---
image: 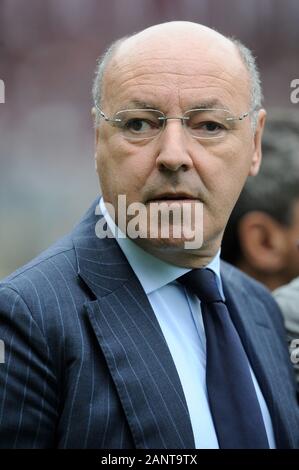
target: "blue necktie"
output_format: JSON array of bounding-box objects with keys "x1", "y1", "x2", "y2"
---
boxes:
[{"x1": 178, "y1": 268, "x2": 270, "y2": 449}]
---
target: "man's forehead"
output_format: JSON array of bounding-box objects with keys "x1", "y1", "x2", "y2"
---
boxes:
[{"x1": 102, "y1": 22, "x2": 250, "y2": 108}]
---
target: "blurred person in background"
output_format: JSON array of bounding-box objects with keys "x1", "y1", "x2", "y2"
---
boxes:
[
  {"x1": 0, "y1": 22, "x2": 298, "y2": 449},
  {"x1": 221, "y1": 112, "x2": 299, "y2": 291},
  {"x1": 221, "y1": 112, "x2": 299, "y2": 385},
  {"x1": 274, "y1": 276, "x2": 299, "y2": 384}
]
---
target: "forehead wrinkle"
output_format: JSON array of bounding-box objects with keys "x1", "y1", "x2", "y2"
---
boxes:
[
  {"x1": 110, "y1": 55, "x2": 244, "y2": 81},
  {"x1": 190, "y1": 74, "x2": 248, "y2": 109},
  {"x1": 108, "y1": 67, "x2": 202, "y2": 92},
  {"x1": 108, "y1": 71, "x2": 244, "y2": 100},
  {"x1": 107, "y1": 58, "x2": 247, "y2": 94},
  {"x1": 113, "y1": 83, "x2": 245, "y2": 114},
  {"x1": 104, "y1": 77, "x2": 174, "y2": 110}
]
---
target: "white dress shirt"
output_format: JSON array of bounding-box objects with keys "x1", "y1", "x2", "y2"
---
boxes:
[{"x1": 99, "y1": 197, "x2": 276, "y2": 448}]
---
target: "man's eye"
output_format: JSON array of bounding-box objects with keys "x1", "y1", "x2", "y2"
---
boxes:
[
  {"x1": 200, "y1": 121, "x2": 223, "y2": 132},
  {"x1": 124, "y1": 118, "x2": 156, "y2": 133},
  {"x1": 188, "y1": 118, "x2": 227, "y2": 139}
]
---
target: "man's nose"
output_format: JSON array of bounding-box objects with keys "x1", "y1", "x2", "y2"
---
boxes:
[{"x1": 155, "y1": 119, "x2": 194, "y2": 172}]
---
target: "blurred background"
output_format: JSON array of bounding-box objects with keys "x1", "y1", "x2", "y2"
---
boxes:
[{"x1": 0, "y1": 0, "x2": 298, "y2": 278}]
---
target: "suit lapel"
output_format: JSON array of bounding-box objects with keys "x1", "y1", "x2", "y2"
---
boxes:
[
  {"x1": 221, "y1": 263, "x2": 296, "y2": 448},
  {"x1": 73, "y1": 200, "x2": 195, "y2": 449}
]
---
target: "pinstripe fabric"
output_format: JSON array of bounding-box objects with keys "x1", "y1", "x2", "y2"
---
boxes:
[{"x1": 0, "y1": 198, "x2": 298, "y2": 448}]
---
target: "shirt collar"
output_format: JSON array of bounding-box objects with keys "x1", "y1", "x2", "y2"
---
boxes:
[{"x1": 99, "y1": 197, "x2": 223, "y2": 295}]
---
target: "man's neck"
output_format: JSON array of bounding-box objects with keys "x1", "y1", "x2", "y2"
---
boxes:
[{"x1": 133, "y1": 238, "x2": 221, "y2": 269}]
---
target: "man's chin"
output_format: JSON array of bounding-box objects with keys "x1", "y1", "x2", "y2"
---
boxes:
[{"x1": 132, "y1": 233, "x2": 201, "y2": 253}]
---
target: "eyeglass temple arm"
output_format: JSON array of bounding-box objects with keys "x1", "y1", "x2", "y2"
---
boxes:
[
  {"x1": 94, "y1": 103, "x2": 111, "y2": 121},
  {"x1": 226, "y1": 112, "x2": 250, "y2": 122},
  {"x1": 97, "y1": 107, "x2": 122, "y2": 123}
]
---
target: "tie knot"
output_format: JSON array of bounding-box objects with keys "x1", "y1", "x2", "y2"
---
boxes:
[{"x1": 178, "y1": 268, "x2": 223, "y2": 303}]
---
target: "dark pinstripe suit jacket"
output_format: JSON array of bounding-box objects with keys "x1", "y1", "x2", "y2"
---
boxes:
[{"x1": 0, "y1": 198, "x2": 298, "y2": 449}]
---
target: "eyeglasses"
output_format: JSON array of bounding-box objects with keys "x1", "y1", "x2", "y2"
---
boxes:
[{"x1": 95, "y1": 105, "x2": 252, "y2": 141}]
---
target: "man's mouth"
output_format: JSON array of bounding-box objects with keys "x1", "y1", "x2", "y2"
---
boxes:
[{"x1": 147, "y1": 192, "x2": 198, "y2": 203}]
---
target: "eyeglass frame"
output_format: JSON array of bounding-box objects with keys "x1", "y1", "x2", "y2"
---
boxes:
[{"x1": 94, "y1": 103, "x2": 255, "y2": 141}]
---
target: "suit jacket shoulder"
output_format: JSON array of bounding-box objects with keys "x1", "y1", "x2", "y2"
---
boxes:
[{"x1": 220, "y1": 260, "x2": 288, "y2": 336}]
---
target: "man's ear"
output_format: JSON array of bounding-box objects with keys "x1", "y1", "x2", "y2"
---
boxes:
[
  {"x1": 238, "y1": 211, "x2": 288, "y2": 272},
  {"x1": 249, "y1": 109, "x2": 267, "y2": 176}
]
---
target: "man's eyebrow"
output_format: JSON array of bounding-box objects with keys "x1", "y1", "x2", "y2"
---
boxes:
[
  {"x1": 189, "y1": 100, "x2": 228, "y2": 110},
  {"x1": 120, "y1": 100, "x2": 158, "y2": 109},
  {"x1": 119, "y1": 99, "x2": 230, "y2": 111}
]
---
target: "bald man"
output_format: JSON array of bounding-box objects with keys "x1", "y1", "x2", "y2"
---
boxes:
[{"x1": 0, "y1": 22, "x2": 298, "y2": 449}]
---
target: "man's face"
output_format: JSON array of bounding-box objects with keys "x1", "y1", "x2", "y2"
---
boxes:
[{"x1": 95, "y1": 24, "x2": 265, "y2": 266}]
